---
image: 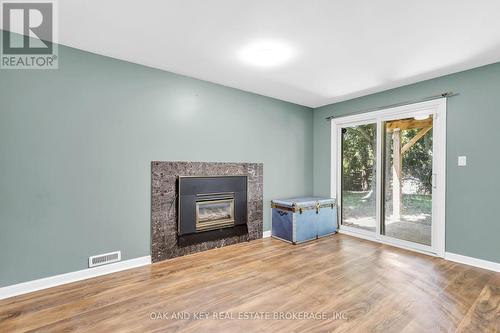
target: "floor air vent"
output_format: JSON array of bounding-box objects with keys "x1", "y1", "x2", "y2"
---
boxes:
[{"x1": 88, "y1": 251, "x2": 121, "y2": 268}]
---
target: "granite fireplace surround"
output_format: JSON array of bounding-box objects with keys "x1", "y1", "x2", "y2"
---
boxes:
[{"x1": 151, "y1": 161, "x2": 263, "y2": 263}]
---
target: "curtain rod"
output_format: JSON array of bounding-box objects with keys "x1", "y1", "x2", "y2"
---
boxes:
[{"x1": 325, "y1": 92, "x2": 458, "y2": 121}]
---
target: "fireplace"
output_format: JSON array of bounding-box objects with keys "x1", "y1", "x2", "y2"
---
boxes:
[
  {"x1": 177, "y1": 176, "x2": 248, "y2": 246},
  {"x1": 152, "y1": 162, "x2": 263, "y2": 262}
]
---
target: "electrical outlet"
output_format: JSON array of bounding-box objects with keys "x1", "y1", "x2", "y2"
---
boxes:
[{"x1": 458, "y1": 156, "x2": 467, "y2": 167}]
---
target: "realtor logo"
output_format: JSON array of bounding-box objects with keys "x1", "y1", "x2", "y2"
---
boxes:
[{"x1": 1, "y1": 0, "x2": 58, "y2": 69}]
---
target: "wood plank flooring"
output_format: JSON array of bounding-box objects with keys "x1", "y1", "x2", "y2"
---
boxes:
[{"x1": 1, "y1": 234, "x2": 499, "y2": 332}]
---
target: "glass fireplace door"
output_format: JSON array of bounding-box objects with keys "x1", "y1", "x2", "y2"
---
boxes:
[{"x1": 195, "y1": 194, "x2": 235, "y2": 232}]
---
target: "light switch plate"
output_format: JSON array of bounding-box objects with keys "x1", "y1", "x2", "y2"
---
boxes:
[{"x1": 458, "y1": 156, "x2": 467, "y2": 166}]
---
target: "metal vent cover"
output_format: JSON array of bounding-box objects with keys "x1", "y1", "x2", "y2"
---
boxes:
[{"x1": 88, "y1": 251, "x2": 121, "y2": 268}]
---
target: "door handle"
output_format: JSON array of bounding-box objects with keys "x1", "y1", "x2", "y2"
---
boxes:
[{"x1": 432, "y1": 173, "x2": 437, "y2": 189}]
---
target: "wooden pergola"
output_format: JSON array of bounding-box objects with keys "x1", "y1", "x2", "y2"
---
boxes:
[{"x1": 386, "y1": 117, "x2": 432, "y2": 219}]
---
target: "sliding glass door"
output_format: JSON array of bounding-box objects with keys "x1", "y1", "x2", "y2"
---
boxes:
[
  {"x1": 333, "y1": 99, "x2": 446, "y2": 256},
  {"x1": 382, "y1": 116, "x2": 433, "y2": 246}
]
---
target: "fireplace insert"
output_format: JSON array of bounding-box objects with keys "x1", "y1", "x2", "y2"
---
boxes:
[
  {"x1": 177, "y1": 176, "x2": 248, "y2": 245},
  {"x1": 195, "y1": 192, "x2": 235, "y2": 231}
]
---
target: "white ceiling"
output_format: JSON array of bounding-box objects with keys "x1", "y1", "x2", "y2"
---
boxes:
[{"x1": 58, "y1": 0, "x2": 500, "y2": 108}]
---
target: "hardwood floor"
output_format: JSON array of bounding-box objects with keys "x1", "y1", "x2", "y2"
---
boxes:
[{"x1": 1, "y1": 234, "x2": 499, "y2": 332}]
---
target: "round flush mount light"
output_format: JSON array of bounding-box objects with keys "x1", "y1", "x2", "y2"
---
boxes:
[{"x1": 238, "y1": 40, "x2": 295, "y2": 68}]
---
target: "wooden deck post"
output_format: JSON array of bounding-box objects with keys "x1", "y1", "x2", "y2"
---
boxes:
[{"x1": 392, "y1": 128, "x2": 402, "y2": 219}]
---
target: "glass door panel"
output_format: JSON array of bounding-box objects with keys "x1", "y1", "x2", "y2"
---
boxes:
[
  {"x1": 341, "y1": 123, "x2": 377, "y2": 232},
  {"x1": 382, "y1": 116, "x2": 433, "y2": 245}
]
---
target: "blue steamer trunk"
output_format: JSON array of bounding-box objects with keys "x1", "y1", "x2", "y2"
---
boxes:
[{"x1": 271, "y1": 197, "x2": 337, "y2": 244}]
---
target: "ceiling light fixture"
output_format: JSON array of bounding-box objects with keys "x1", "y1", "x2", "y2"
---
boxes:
[{"x1": 238, "y1": 40, "x2": 295, "y2": 68}]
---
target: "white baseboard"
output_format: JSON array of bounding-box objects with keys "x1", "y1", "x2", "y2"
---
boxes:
[
  {"x1": 445, "y1": 252, "x2": 500, "y2": 273},
  {"x1": 339, "y1": 230, "x2": 500, "y2": 273},
  {"x1": 3, "y1": 244, "x2": 497, "y2": 302},
  {"x1": 0, "y1": 231, "x2": 272, "y2": 300},
  {"x1": 0, "y1": 255, "x2": 151, "y2": 300}
]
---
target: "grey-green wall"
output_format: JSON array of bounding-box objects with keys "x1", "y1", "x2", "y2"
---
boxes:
[
  {"x1": 0, "y1": 44, "x2": 313, "y2": 287},
  {"x1": 313, "y1": 62, "x2": 500, "y2": 264}
]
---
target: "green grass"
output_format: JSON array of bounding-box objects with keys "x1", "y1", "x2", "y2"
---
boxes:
[
  {"x1": 342, "y1": 191, "x2": 431, "y2": 217},
  {"x1": 401, "y1": 193, "x2": 432, "y2": 214}
]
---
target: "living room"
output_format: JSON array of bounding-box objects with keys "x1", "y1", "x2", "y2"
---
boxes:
[{"x1": 1, "y1": 1, "x2": 499, "y2": 332}]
